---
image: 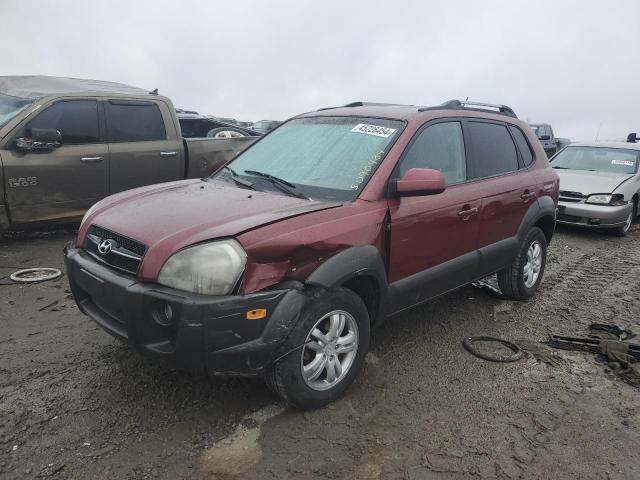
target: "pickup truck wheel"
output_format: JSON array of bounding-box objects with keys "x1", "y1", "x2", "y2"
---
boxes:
[
  {"x1": 497, "y1": 227, "x2": 547, "y2": 301},
  {"x1": 265, "y1": 287, "x2": 370, "y2": 410}
]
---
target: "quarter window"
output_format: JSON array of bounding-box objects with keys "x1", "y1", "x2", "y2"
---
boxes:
[
  {"x1": 107, "y1": 101, "x2": 166, "y2": 142},
  {"x1": 467, "y1": 122, "x2": 519, "y2": 178},
  {"x1": 26, "y1": 100, "x2": 99, "y2": 144},
  {"x1": 399, "y1": 122, "x2": 467, "y2": 185},
  {"x1": 509, "y1": 126, "x2": 535, "y2": 167}
]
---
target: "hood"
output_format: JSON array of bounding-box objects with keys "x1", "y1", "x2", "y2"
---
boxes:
[
  {"x1": 79, "y1": 179, "x2": 340, "y2": 279},
  {"x1": 555, "y1": 169, "x2": 633, "y2": 195}
]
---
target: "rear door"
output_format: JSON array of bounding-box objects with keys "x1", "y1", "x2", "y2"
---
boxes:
[
  {"x1": 1, "y1": 98, "x2": 107, "y2": 224},
  {"x1": 105, "y1": 99, "x2": 183, "y2": 194},
  {"x1": 388, "y1": 120, "x2": 482, "y2": 312},
  {"x1": 465, "y1": 120, "x2": 539, "y2": 277}
]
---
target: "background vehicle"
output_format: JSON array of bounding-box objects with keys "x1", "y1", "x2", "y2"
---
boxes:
[
  {"x1": 177, "y1": 112, "x2": 260, "y2": 138},
  {"x1": 251, "y1": 119, "x2": 281, "y2": 133},
  {"x1": 65, "y1": 99, "x2": 558, "y2": 409},
  {"x1": 0, "y1": 76, "x2": 259, "y2": 230},
  {"x1": 529, "y1": 123, "x2": 570, "y2": 157},
  {"x1": 552, "y1": 142, "x2": 640, "y2": 235}
]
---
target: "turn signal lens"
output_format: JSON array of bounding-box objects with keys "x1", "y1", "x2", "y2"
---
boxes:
[{"x1": 246, "y1": 308, "x2": 267, "y2": 320}]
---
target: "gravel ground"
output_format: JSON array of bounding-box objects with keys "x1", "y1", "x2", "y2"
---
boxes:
[{"x1": 1, "y1": 225, "x2": 639, "y2": 479}]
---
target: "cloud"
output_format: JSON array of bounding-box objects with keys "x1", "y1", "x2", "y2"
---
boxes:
[{"x1": 1, "y1": 0, "x2": 638, "y2": 140}]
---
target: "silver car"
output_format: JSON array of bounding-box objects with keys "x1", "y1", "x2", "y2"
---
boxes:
[{"x1": 552, "y1": 142, "x2": 640, "y2": 236}]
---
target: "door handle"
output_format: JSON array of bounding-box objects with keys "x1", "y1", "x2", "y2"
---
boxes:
[
  {"x1": 521, "y1": 191, "x2": 536, "y2": 200},
  {"x1": 160, "y1": 151, "x2": 177, "y2": 157},
  {"x1": 457, "y1": 207, "x2": 479, "y2": 217},
  {"x1": 80, "y1": 156, "x2": 103, "y2": 163}
]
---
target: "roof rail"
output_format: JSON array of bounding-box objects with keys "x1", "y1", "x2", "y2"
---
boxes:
[
  {"x1": 317, "y1": 101, "x2": 405, "y2": 111},
  {"x1": 419, "y1": 99, "x2": 517, "y2": 118}
]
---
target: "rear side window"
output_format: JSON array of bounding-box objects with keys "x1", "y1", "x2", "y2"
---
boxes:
[
  {"x1": 509, "y1": 126, "x2": 535, "y2": 167},
  {"x1": 399, "y1": 122, "x2": 467, "y2": 185},
  {"x1": 107, "y1": 101, "x2": 166, "y2": 142},
  {"x1": 467, "y1": 122, "x2": 519, "y2": 178},
  {"x1": 26, "y1": 100, "x2": 99, "y2": 144}
]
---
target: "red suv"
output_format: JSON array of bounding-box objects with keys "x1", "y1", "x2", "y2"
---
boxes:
[{"x1": 65, "y1": 100, "x2": 559, "y2": 409}]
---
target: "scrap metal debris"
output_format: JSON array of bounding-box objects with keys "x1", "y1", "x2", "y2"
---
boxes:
[
  {"x1": 546, "y1": 325, "x2": 640, "y2": 388},
  {"x1": 471, "y1": 275, "x2": 508, "y2": 299},
  {"x1": 588, "y1": 323, "x2": 635, "y2": 341}
]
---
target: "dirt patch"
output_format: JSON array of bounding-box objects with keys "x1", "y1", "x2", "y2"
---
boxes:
[
  {"x1": 200, "y1": 404, "x2": 284, "y2": 476},
  {"x1": 1, "y1": 224, "x2": 639, "y2": 479}
]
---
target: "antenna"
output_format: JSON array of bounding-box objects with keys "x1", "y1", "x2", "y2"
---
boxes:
[{"x1": 594, "y1": 122, "x2": 603, "y2": 142}]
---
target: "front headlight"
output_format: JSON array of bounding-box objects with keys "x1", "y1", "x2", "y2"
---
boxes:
[
  {"x1": 157, "y1": 240, "x2": 247, "y2": 295},
  {"x1": 586, "y1": 194, "x2": 612, "y2": 204},
  {"x1": 585, "y1": 194, "x2": 626, "y2": 205}
]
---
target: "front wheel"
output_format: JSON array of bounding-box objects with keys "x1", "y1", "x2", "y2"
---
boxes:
[
  {"x1": 265, "y1": 287, "x2": 370, "y2": 410},
  {"x1": 497, "y1": 227, "x2": 547, "y2": 301},
  {"x1": 611, "y1": 203, "x2": 636, "y2": 237}
]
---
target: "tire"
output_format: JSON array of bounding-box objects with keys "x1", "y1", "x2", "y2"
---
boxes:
[
  {"x1": 497, "y1": 227, "x2": 547, "y2": 301},
  {"x1": 205, "y1": 127, "x2": 247, "y2": 138},
  {"x1": 265, "y1": 287, "x2": 370, "y2": 410},
  {"x1": 610, "y1": 202, "x2": 636, "y2": 237}
]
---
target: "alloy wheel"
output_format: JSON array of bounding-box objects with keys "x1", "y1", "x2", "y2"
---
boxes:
[
  {"x1": 523, "y1": 240, "x2": 543, "y2": 288},
  {"x1": 300, "y1": 310, "x2": 359, "y2": 391}
]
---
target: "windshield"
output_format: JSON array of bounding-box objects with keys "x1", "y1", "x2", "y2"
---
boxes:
[
  {"x1": 0, "y1": 93, "x2": 32, "y2": 129},
  {"x1": 218, "y1": 116, "x2": 404, "y2": 201},
  {"x1": 551, "y1": 146, "x2": 639, "y2": 174}
]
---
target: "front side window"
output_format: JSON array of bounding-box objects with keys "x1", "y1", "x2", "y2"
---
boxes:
[
  {"x1": 107, "y1": 101, "x2": 166, "y2": 142},
  {"x1": 551, "y1": 146, "x2": 639, "y2": 174},
  {"x1": 0, "y1": 93, "x2": 32, "y2": 129},
  {"x1": 467, "y1": 122, "x2": 519, "y2": 179},
  {"x1": 219, "y1": 116, "x2": 404, "y2": 201},
  {"x1": 399, "y1": 122, "x2": 466, "y2": 185},
  {"x1": 26, "y1": 100, "x2": 99, "y2": 144}
]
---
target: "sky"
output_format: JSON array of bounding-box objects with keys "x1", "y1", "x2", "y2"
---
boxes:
[{"x1": 1, "y1": 0, "x2": 638, "y2": 142}]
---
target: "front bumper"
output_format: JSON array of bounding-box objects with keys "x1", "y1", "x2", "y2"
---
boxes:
[
  {"x1": 556, "y1": 200, "x2": 632, "y2": 229},
  {"x1": 64, "y1": 244, "x2": 307, "y2": 376}
]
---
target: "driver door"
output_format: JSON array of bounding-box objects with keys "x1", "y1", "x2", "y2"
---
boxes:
[
  {"x1": 1, "y1": 99, "x2": 108, "y2": 225},
  {"x1": 387, "y1": 121, "x2": 482, "y2": 312}
]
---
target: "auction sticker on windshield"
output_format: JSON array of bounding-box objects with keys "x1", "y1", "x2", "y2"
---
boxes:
[
  {"x1": 611, "y1": 159, "x2": 635, "y2": 166},
  {"x1": 351, "y1": 123, "x2": 397, "y2": 138}
]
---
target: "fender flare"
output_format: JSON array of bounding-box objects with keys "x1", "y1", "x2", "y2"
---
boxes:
[
  {"x1": 517, "y1": 196, "x2": 556, "y2": 243},
  {"x1": 305, "y1": 244, "x2": 389, "y2": 303}
]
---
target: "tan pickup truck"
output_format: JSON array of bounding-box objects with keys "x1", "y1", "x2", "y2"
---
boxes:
[{"x1": 0, "y1": 76, "x2": 258, "y2": 230}]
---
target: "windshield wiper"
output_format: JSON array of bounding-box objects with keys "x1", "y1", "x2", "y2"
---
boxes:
[
  {"x1": 222, "y1": 166, "x2": 256, "y2": 190},
  {"x1": 552, "y1": 166, "x2": 570, "y2": 169},
  {"x1": 244, "y1": 170, "x2": 309, "y2": 199}
]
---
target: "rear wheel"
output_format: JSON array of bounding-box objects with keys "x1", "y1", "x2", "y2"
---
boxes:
[
  {"x1": 497, "y1": 227, "x2": 547, "y2": 301},
  {"x1": 265, "y1": 287, "x2": 370, "y2": 410}
]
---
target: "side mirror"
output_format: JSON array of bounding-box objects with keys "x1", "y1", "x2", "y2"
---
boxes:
[
  {"x1": 31, "y1": 128, "x2": 62, "y2": 143},
  {"x1": 15, "y1": 128, "x2": 62, "y2": 152},
  {"x1": 395, "y1": 168, "x2": 446, "y2": 197},
  {"x1": 539, "y1": 135, "x2": 551, "y2": 141}
]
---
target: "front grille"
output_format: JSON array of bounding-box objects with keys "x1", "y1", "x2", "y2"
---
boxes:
[
  {"x1": 84, "y1": 225, "x2": 147, "y2": 275},
  {"x1": 559, "y1": 190, "x2": 585, "y2": 203},
  {"x1": 557, "y1": 213, "x2": 583, "y2": 223},
  {"x1": 89, "y1": 225, "x2": 147, "y2": 256}
]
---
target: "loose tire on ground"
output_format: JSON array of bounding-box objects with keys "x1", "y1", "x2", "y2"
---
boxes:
[
  {"x1": 265, "y1": 287, "x2": 370, "y2": 410},
  {"x1": 497, "y1": 227, "x2": 547, "y2": 301}
]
